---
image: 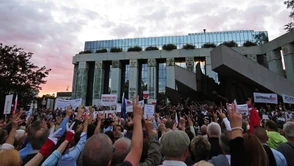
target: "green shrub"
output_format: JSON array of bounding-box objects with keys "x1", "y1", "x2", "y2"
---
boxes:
[
  {"x1": 243, "y1": 40, "x2": 257, "y2": 47},
  {"x1": 110, "y1": 47, "x2": 123, "y2": 53},
  {"x1": 222, "y1": 41, "x2": 238, "y2": 47},
  {"x1": 201, "y1": 43, "x2": 216, "y2": 48},
  {"x1": 96, "y1": 48, "x2": 108, "y2": 53},
  {"x1": 145, "y1": 46, "x2": 159, "y2": 51},
  {"x1": 79, "y1": 50, "x2": 92, "y2": 54},
  {"x1": 162, "y1": 44, "x2": 177, "y2": 51},
  {"x1": 182, "y1": 44, "x2": 195, "y2": 49},
  {"x1": 127, "y1": 46, "x2": 142, "y2": 52}
]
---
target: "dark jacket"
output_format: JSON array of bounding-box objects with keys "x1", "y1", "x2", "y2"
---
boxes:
[{"x1": 208, "y1": 137, "x2": 223, "y2": 159}]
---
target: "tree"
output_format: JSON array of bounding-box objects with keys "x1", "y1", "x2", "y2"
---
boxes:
[
  {"x1": 0, "y1": 44, "x2": 51, "y2": 112},
  {"x1": 222, "y1": 41, "x2": 238, "y2": 47},
  {"x1": 284, "y1": 0, "x2": 294, "y2": 32},
  {"x1": 201, "y1": 43, "x2": 216, "y2": 48},
  {"x1": 243, "y1": 40, "x2": 257, "y2": 47},
  {"x1": 253, "y1": 32, "x2": 269, "y2": 45}
]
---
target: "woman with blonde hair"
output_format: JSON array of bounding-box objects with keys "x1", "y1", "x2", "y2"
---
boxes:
[
  {"x1": 0, "y1": 149, "x2": 21, "y2": 166},
  {"x1": 243, "y1": 133, "x2": 269, "y2": 166}
]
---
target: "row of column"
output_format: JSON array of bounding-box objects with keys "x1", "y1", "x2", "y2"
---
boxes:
[
  {"x1": 72, "y1": 57, "x2": 213, "y2": 105},
  {"x1": 266, "y1": 43, "x2": 294, "y2": 81}
]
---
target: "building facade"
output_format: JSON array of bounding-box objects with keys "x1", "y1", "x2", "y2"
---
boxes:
[{"x1": 72, "y1": 30, "x2": 281, "y2": 105}]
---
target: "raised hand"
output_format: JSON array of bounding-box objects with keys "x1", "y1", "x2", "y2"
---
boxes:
[
  {"x1": 48, "y1": 126, "x2": 63, "y2": 144},
  {"x1": 132, "y1": 96, "x2": 143, "y2": 119},
  {"x1": 217, "y1": 109, "x2": 226, "y2": 120},
  {"x1": 227, "y1": 103, "x2": 242, "y2": 129},
  {"x1": 65, "y1": 122, "x2": 75, "y2": 142}
]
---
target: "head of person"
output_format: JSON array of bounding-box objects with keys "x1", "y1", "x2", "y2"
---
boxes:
[
  {"x1": 219, "y1": 132, "x2": 230, "y2": 155},
  {"x1": 28, "y1": 121, "x2": 49, "y2": 150},
  {"x1": 200, "y1": 125, "x2": 207, "y2": 135},
  {"x1": 207, "y1": 122, "x2": 221, "y2": 138},
  {"x1": 0, "y1": 149, "x2": 21, "y2": 166},
  {"x1": 112, "y1": 137, "x2": 131, "y2": 164},
  {"x1": 191, "y1": 135, "x2": 211, "y2": 161},
  {"x1": 265, "y1": 120, "x2": 278, "y2": 132},
  {"x1": 160, "y1": 130, "x2": 190, "y2": 162},
  {"x1": 283, "y1": 121, "x2": 294, "y2": 141},
  {"x1": 253, "y1": 127, "x2": 268, "y2": 144},
  {"x1": 82, "y1": 133, "x2": 113, "y2": 166},
  {"x1": 243, "y1": 133, "x2": 268, "y2": 166}
]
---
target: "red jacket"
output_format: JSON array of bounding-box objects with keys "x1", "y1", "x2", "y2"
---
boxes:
[{"x1": 249, "y1": 107, "x2": 260, "y2": 133}]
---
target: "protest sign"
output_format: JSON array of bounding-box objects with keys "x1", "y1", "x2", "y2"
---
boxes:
[
  {"x1": 3, "y1": 94, "x2": 13, "y2": 114},
  {"x1": 54, "y1": 98, "x2": 82, "y2": 110},
  {"x1": 101, "y1": 94, "x2": 117, "y2": 106},
  {"x1": 253, "y1": 93, "x2": 278, "y2": 104},
  {"x1": 282, "y1": 94, "x2": 294, "y2": 104},
  {"x1": 144, "y1": 104, "x2": 155, "y2": 119}
]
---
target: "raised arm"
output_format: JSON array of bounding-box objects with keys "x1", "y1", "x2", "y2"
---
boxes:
[
  {"x1": 94, "y1": 113, "x2": 103, "y2": 135},
  {"x1": 123, "y1": 96, "x2": 143, "y2": 166},
  {"x1": 1, "y1": 114, "x2": 18, "y2": 150},
  {"x1": 227, "y1": 103, "x2": 244, "y2": 166}
]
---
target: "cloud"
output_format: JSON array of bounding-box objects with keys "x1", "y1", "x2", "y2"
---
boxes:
[
  {"x1": 0, "y1": 0, "x2": 291, "y2": 96},
  {"x1": 0, "y1": 0, "x2": 100, "y2": 95}
]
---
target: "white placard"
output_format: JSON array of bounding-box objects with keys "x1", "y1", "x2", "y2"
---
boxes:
[
  {"x1": 282, "y1": 94, "x2": 294, "y2": 104},
  {"x1": 101, "y1": 94, "x2": 117, "y2": 106},
  {"x1": 253, "y1": 93, "x2": 278, "y2": 104},
  {"x1": 236, "y1": 104, "x2": 249, "y2": 116},
  {"x1": 3, "y1": 94, "x2": 13, "y2": 114},
  {"x1": 144, "y1": 104, "x2": 155, "y2": 119},
  {"x1": 54, "y1": 98, "x2": 82, "y2": 110},
  {"x1": 262, "y1": 115, "x2": 269, "y2": 120}
]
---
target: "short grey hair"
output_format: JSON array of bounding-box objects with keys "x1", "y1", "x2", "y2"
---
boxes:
[
  {"x1": 283, "y1": 121, "x2": 294, "y2": 138},
  {"x1": 113, "y1": 137, "x2": 131, "y2": 164},
  {"x1": 207, "y1": 122, "x2": 221, "y2": 137}
]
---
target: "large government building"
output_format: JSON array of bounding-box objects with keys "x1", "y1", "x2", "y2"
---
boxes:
[{"x1": 71, "y1": 30, "x2": 294, "y2": 105}]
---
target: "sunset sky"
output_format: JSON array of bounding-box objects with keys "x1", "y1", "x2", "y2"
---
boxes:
[{"x1": 0, "y1": 0, "x2": 292, "y2": 96}]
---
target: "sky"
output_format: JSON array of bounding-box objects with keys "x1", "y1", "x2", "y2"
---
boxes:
[{"x1": 0, "y1": 0, "x2": 292, "y2": 96}]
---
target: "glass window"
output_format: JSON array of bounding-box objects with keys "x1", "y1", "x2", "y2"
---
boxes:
[{"x1": 158, "y1": 62, "x2": 166, "y2": 93}]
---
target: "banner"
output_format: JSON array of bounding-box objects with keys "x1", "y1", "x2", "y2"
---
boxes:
[
  {"x1": 101, "y1": 94, "x2": 117, "y2": 106},
  {"x1": 54, "y1": 98, "x2": 82, "y2": 110},
  {"x1": 144, "y1": 104, "x2": 155, "y2": 119},
  {"x1": 3, "y1": 94, "x2": 13, "y2": 114},
  {"x1": 253, "y1": 93, "x2": 278, "y2": 104},
  {"x1": 282, "y1": 94, "x2": 294, "y2": 104}
]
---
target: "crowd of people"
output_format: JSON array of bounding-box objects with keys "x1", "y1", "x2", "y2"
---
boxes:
[{"x1": 0, "y1": 96, "x2": 294, "y2": 166}]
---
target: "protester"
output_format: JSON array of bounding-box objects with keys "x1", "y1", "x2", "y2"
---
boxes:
[{"x1": 0, "y1": 94, "x2": 293, "y2": 166}]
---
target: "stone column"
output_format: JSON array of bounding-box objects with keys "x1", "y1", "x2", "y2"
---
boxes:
[
  {"x1": 76, "y1": 61, "x2": 88, "y2": 105},
  {"x1": 147, "y1": 59, "x2": 157, "y2": 103},
  {"x1": 166, "y1": 58, "x2": 176, "y2": 89},
  {"x1": 92, "y1": 61, "x2": 104, "y2": 105},
  {"x1": 129, "y1": 59, "x2": 138, "y2": 98},
  {"x1": 110, "y1": 60, "x2": 121, "y2": 100},
  {"x1": 186, "y1": 57, "x2": 194, "y2": 72},
  {"x1": 282, "y1": 43, "x2": 294, "y2": 82},
  {"x1": 71, "y1": 63, "x2": 78, "y2": 99},
  {"x1": 266, "y1": 49, "x2": 284, "y2": 77},
  {"x1": 205, "y1": 56, "x2": 218, "y2": 82}
]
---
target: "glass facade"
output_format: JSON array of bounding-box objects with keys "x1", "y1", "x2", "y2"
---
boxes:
[
  {"x1": 84, "y1": 30, "x2": 268, "y2": 52},
  {"x1": 158, "y1": 63, "x2": 167, "y2": 93}
]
